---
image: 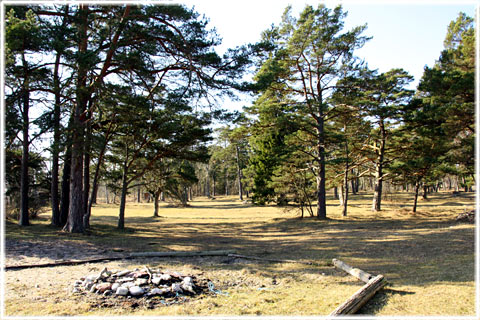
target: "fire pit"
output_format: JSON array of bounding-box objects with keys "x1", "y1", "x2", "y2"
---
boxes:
[{"x1": 72, "y1": 266, "x2": 216, "y2": 305}]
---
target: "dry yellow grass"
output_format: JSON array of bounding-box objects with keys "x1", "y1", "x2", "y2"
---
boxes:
[{"x1": 4, "y1": 191, "x2": 476, "y2": 316}]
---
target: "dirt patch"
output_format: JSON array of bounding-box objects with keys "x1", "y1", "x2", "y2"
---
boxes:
[{"x1": 4, "y1": 238, "x2": 121, "y2": 267}]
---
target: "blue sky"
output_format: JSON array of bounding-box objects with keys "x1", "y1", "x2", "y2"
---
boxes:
[{"x1": 183, "y1": 0, "x2": 477, "y2": 91}]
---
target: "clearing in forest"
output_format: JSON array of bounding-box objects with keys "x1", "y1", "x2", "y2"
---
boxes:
[{"x1": 3, "y1": 191, "x2": 475, "y2": 316}]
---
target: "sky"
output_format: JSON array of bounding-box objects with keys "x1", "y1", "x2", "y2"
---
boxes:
[{"x1": 181, "y1": 0, "x2": 477, "y2": 93}]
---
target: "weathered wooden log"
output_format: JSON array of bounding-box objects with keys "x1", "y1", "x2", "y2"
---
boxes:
[
  {"x1": 128, "y1": 249, "x2": 236, "y2": 258},
  {"x1": 330, "y1": 274, "x2": 386, "y2": 316},
  {"x1": 5, "y1": 256, "x2": 126, "y2": 270},
  {"x1": 227, "y1": 253, "x2": 325, "y2": 266},
  {"x1": 6, "y1": 250, "x2": 237, "y2": 270},
  {"x1": 332, "y1": 258, "x2": 374, "y2": 283}
]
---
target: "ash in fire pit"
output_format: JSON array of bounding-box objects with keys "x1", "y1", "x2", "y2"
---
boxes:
[{"x1": 72, "y1": 266, "x2": 213, "y2": 302}]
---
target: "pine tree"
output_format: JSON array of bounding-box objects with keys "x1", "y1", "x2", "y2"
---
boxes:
[
  {"x1": 251, "y1": 4, "x2": 369, "y2": 218},
  {"x1": 5, "y1": 7, "x2": 49, "y2": 226},
  {"x1": 418, "y1": 12, "x2": 475, "y2": 191}
]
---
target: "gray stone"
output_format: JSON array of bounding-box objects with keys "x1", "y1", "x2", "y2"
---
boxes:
[
  {"x1": 115, "y1": 287, "x2": 129, "y2": 296},
  {"x1": 121, "y1": 282, "x2": 135, "y2": 288},
  {"x1": 129, "y1": 286, "x2": 144, "y2": 296},
  {"x1": 152, "y1": 277, "x2": 161, "y2": 285},
  {"x1": 114, "y1": 270, "x2": 131, "y2": 277},
  {"x1": 111, "y1": 283, "x2": 120, "y2": 291},
  {"x1": 182, "y1": 277, "x2": 193, "y2": 286},
  {"x1": 181, "y1": 276, "x2": 195, "y2": 293},
  {"x1": 82, "y1": 279, "x2": 93, "y2": 288},
  {"x1": 116, "y1": 277, "x2": 135, "y2": 283},
  {"x1": 95, "y1": 282, "x2": 112, "y2": 293},
  {"x1": 160, "y1": 274, "x2": 172, "y2": 281},
  {"x1": 148, "y1": 288, "x2": 168, "y2": 296},
  {"x1": 86, "y1": 275, "x2": 97, "y2": 282},
  {"x1": 85, "y1": 282, "x2": 94, "y2": 291},
  {"x1": 171, "y1": 283, "x2": 182, "y2": 293},
  {"x1": 135, "y1": 278, "x2": 148, "y2": 286}
]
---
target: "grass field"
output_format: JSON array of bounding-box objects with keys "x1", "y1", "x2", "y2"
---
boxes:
[{"x1": 3, "y1": 191, "x2": 476, "y2": 316}]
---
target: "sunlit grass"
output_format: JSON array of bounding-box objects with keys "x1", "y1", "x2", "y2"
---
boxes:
[{"x1": 4, "y1": 191, "x2": 476, "y2": 316}]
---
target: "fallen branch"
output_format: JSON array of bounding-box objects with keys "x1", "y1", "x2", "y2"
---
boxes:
[
  {"x1": 330, "y1": 274, "x2": 386, "y2": 315},
  {"x1": 6, "y1": 250, "x2": 323, "y2": 270},
  {"x1": 5, "y1": 256, "x2": 126, "y2": 270},
  {"x1": 332, "y1": 258, "x2": 374, "y2": 283},
  {"x1": 144, "y1": 265, "x2": 153, "y2": 284},
  {"x1": 5, "y1": 250, "x2": 237, "y2": 270},
  {"x1": 129, "y1": 249, "x2": 236, "y2": 258},
  {"x1": 227, "y1": 253, "x2": 326, "y2": 266}
]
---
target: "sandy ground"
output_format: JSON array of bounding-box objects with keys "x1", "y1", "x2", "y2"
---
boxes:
[
  {"x1": 4, "y1": 238, "x2": 116, "y2": 267},
  {"x1": 2, "y1": 239, "x2": 261, "y2": 316}
]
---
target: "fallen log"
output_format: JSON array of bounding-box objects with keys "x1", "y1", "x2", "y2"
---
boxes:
[
  {"x1": 5, "y1": 256, "x2": 126, "y2": 270},
  {"x1": 330, "y1": 274, "x2": 386, "y2": 316},
  {"x1": 5, "y1": 250, "x2": 237, "y2": 270},
  {"x1": 227, "y1": 253, "x2": 325, "y2": 266},
  {"x1": 332, "y1": 258, "x2": 374, "y2": 283},
  {"x1": 129, "y1": 249, "x2": 236, "y2": 258}
]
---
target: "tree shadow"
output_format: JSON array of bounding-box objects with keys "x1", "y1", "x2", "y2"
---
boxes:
[
  {"x1": 357, "y1": 288, "x2": 415, "y2": 315},
  {"x1": 5, "y1": 195, "x2": 475, "y2": 292}
]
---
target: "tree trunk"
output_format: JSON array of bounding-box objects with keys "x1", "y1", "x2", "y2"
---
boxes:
[
  {"x1": 316, "y1": 136, "x2": 327, "y2": 219},
  {"x1": 92, "y1": 185, "x2": 98, "y2": 204},
  {"x1": 413, "y1": 180, "x2": 420, "y2": 213},
  {"x1": 118, "y1": 160, "x2": 129, "y2": 229},
  {"x1": 213, "y1": 175, "x2": 216, "y2": 197},
  {"x1": 334, "y1": 187, "x2": 338, "y2": 200},
  {"x1": 462, "y1": 176, "x2": 468, "y2": 192},
  {"x1": 182, "y1": 186, "x2": 188, "y2": 206},
  {"x1": 342, "y1": 177, "x2": 349, "y2": 217},
  {"x1": 64, "y1": 4, "x2": 89, "y2": 233},
  {"x1": 206, "y1": 168, "x2": 211, "y2": 198},
  {"x1": 19, "y1": 59, "x2": 30, "y2": 227},
  {"x1": 105, "y1": 184, "x2": 109, "y2": 204},
  {"x1": 372, "y1": 120, "x2": 386, "y2": 212},
  {"x1": 153, "y1": 191, "x2": 160, "y2": 217},
  {"x1": 342, "y1": 130, "x2": 349, "y2": 217},
  {"x1": 50, "y1": 50, "x2": 62, "y2": 227},
  {"x1": 350, "y1": 169, "x2": 357, "y2": 195},
  {"x1": 422, "y1": 185, "x2": 428, "y2": 199},
  {"x1": 236, "y1": 145, "x2": 243, "y2": 201},
  {"x1": 82, "y1": 112, "x2": 91, "y2": 228},
  {"x1": 137, "y1": 186, "x2": 141, "y2": 203},
  {"x1": 225, "y1": 175, "x2": 229, "y2": 196}
]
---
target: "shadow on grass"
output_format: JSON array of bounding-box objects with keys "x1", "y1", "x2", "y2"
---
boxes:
[
  {"x1": 357, "y1": 288, "x2": 415, "y2": 315},
  {"x1": 5, "y1": 193, "x2": 475, "y2": 303}
]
